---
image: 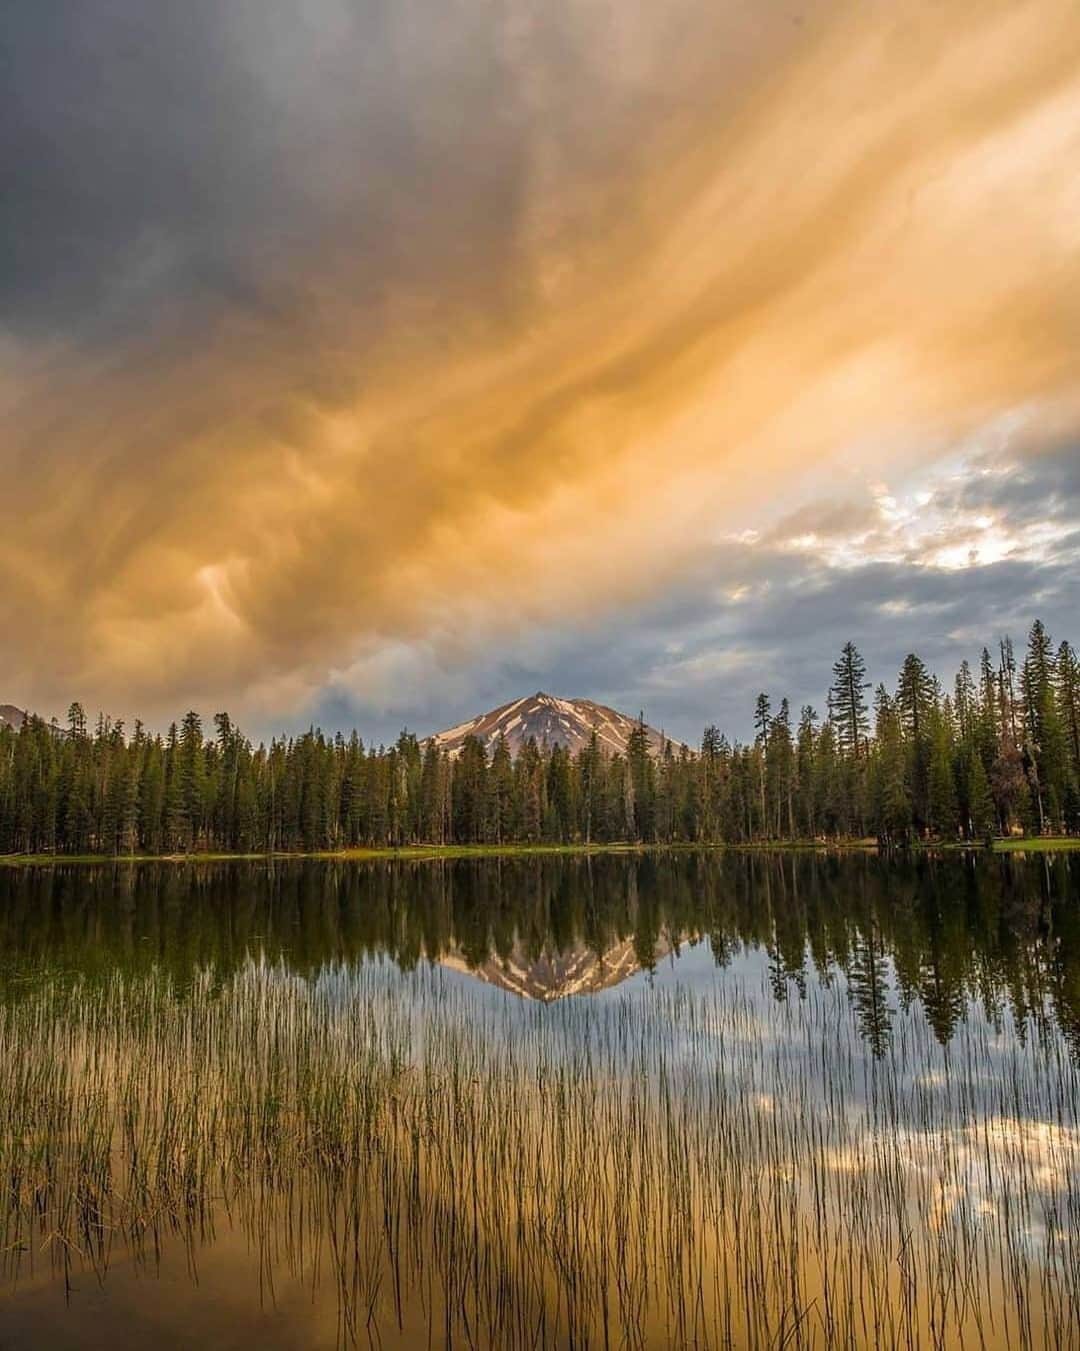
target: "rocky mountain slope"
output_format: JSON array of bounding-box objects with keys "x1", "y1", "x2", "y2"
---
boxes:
[
  {"x1": 426, "y1": 692, "x2": 678, "y2": 758},
  {"x1": 0, "y1": 705, "x2": 26, "y2": 730}
]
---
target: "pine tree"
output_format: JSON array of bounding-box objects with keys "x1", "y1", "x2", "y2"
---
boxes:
[
  {"x1": 1058, "y1": 641, "x2": 1080, "y2": 777},
  {"x1": 767, "y1": 699, "x2": 795, "y2": 839},
  {"x1": 927, "y1": 702, "x2": 958, "y2": 839},
  {"x1": 954, "y1": 660, "x2": 976, "y2": 743},
  {"x1": 626, "y1": 716, "x2": 655, "y2": 842},
  {"x1": 177, "y1": 711, "x2": 205, "y2": 850},
  {"x1": 897, "y1": 653, "x2": 935, "y2": 741},
  {"x1": 488, "y1": 734, "x2": 514, "y2": 845},
  {"x1": 796, "y1": 707, "x2": 819, "y2": 838},
  {"x1": 753, "y1": 693, "x2": 771, "y2": 835},
  {"x1": 577, "y1": 728, "x2": 602, "y2": 844},
  {"x1": 871, "y1": 686, "x2": 910, "y2": 845},
  {"x1": 163, "y1": 723, "x2": 186, "y2": 850},
  {"x1": 1022, "y1": 621, "x2": 1068, "y2": 833},
  {"x1": 830, "y1": 643, "x2": 870, "y2": 760},
  {"x1": 999, "y1": 637, "x2": 1020, "y2": 744},
  {"x1": 965, "y1": 750, "x2": 995, "y2": 843}
]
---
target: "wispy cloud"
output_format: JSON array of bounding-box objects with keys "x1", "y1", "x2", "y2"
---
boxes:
[{"x1": 2, "y1": 0, "x2": 1079, "y2": 730}]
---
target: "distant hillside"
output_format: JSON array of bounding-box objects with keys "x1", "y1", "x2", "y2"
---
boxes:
[
  {"x1": 426, "y1": 692, "x2": 679, "y2": 758},
  {"x1": 0, "y1": 705, "x2": 26, "y2": 730}
]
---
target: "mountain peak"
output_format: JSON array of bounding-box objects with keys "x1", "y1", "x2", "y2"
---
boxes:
[{"x1": 425, "y1": 693, "x2": 677, "y2": 758}]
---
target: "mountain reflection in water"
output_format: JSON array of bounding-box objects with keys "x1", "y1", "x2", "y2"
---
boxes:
[
  {"x1": 0, "y1": 851, "x2": 1078, "y2": 1350},
  {"x1": 2, "y1": 852, "x2": 1078, "y2": 1050}
]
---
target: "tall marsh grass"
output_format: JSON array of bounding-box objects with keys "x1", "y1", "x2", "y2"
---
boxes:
[{"x1": 1, "y1": 952, "x2": 1078, "y2": 1348}]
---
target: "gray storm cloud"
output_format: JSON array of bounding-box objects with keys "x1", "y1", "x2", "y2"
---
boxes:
[{"x1": 2, "y1": 0, "x2": 1079, "y2": 724}]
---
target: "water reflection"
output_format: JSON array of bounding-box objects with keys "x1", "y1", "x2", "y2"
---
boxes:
[
  {"x1": 1, "y1": 851, "x2": 1078, "y2": 1054},
  {"x1": 0, "y1": 852, "x2": 1077, "y2": 1349}
]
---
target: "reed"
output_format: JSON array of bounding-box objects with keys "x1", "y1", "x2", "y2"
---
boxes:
[{"x1": 2, "y1": 949, "x2": 1077, "y2": 1348}]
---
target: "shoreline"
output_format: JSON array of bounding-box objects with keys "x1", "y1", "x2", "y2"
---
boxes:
[{"x1": 1, "y1": 837, "x2": 1077, "y2": 866}]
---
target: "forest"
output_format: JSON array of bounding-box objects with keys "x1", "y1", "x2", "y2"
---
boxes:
[{"x1": 1, "y1": 620, "x2": 1077, "y2": 855}]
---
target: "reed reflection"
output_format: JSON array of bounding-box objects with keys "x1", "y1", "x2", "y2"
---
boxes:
[{"x1": 1, "y1": 852, "x2": 1078, "y2": 1349}]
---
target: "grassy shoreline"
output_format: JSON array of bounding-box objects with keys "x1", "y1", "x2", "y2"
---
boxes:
[
  {"x1": 0, "y1": 841, "x2": 791, "y2": 867},
  {"x1": 1, "y1": 836, "x2": 1078, "y2": 866},
  {"x1": 985, "y1": 835, "x2": 1080, "y2": 854}
]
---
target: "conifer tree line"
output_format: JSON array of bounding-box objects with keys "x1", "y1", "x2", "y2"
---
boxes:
[{"x1": 1, "y1": 620, "x2": 1078, "y2": 855}]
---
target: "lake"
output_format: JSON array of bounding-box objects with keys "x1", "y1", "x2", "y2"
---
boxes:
[{"x1": 1, "y1": 852, "x2": 1078, "y2": 1349}]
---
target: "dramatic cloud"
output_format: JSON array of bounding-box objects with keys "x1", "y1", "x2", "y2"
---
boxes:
[
  {"x1": 3, "y1": 0, "x2": 1079, "y2": 730},
  {"x1": 306, "y1": 443, "x2": 1080, "y2": 745}
]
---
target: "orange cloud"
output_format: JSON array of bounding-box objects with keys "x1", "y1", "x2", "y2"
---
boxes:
[{"x1": 3, "y1": 0, "x2": 1079, "y2": 722}]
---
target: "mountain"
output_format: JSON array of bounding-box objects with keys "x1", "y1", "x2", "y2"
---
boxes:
[
  {"x1": 425, "y1": 692, "x2": 679, "y2": 758},
  {"x1": 440, "y1": 934, "x2": 672, "y2": 1002},
  {"x1": 0, "y1": 705, "x2": 26, "y2": 730}
]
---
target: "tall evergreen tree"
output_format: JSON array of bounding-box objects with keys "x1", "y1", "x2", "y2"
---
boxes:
[{"x1": 830, "y1": 643, "x2": 870, "y2": 759}]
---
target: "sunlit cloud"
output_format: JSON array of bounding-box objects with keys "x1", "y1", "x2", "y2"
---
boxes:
[
  {"x1": 766, "y1": 441, "x2": 1080, "y2": 573},
  {"x1": 2, "y1": 0, "x2": 1079, "y2": 728}
]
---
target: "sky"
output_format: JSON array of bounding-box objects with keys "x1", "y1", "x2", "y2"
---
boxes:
[{"x1": 2, "y1": 0, "x2": 1079, "y2": 746}]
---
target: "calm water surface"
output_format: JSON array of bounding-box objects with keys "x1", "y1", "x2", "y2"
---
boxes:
[{"x1": 0, "y1": 852, "x2": 1078, "y2": 1349}]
